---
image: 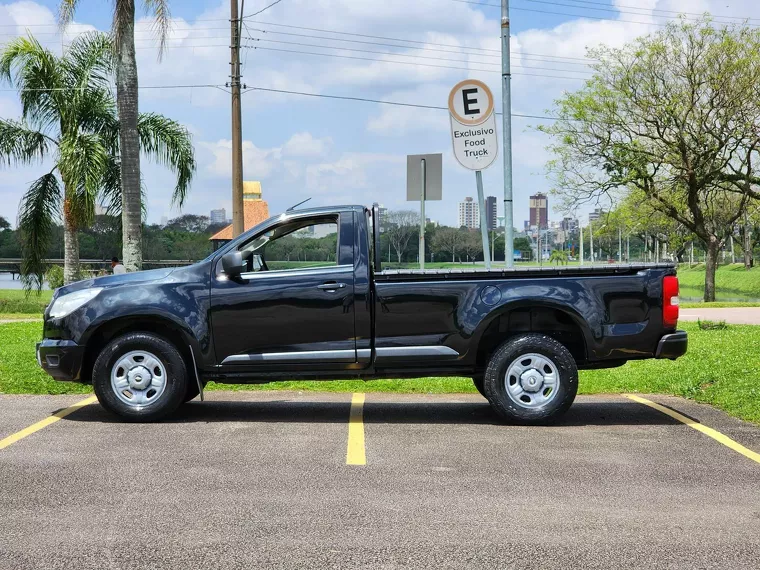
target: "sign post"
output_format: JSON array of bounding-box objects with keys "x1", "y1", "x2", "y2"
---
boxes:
[
  {"x1": 419, "y1": 158, "x2": 426, "y2": 270},
  {"x1": 448, "y1": 79, "x2": 498, "y2": 270},
  {"x1": 406, "y1": 154, "x2": 443, "y2": 270}
]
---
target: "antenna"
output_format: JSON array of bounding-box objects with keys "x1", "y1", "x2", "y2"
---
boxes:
[{"x1": 287, "y1": 197, "x2": 312, "y2": 211}]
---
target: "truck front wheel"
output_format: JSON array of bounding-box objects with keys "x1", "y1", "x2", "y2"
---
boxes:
[
  {"x1": 483, "y1": 334, "x2": 578, "y2": 425},
  {"x1": 92, "y1": 332, "x2": 188, "y2": 422}
]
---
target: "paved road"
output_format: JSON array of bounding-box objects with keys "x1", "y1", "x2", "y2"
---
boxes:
[
  {"x1": 1, "y1": 391, "x2": 759, "y2": 569},
  {"x1": 680, "y1": 307, "x2": 760, "y2": 325}
]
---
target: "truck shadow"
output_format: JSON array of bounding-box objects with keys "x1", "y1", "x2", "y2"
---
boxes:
[{"x1": 61, "y1": 399, "x2": 679, "y2": 426}]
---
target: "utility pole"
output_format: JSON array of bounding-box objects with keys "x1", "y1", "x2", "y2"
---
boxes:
[
  {"x1": 230, "y1": 0, "x2": 244, "y2": 237},
  {"x1": 501, "y1": 0, "x2": 514, "y2": 268}
]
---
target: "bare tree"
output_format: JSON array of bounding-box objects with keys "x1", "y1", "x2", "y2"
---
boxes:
[
  {"x1": 385, "y1": 210, "x2": 420, "y2": 264},
  {"x1": 432, "y1": 227, "x2": 463, "y2": 262},
  {"x1": 460, "y1": 230, "x2": 483, "y2": 263}
]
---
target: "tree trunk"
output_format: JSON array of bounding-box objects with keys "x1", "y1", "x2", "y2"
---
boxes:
[
  {"x1": 704, "y1": 237, "x2": 720, "y2": 303},
  {"x1": 116, "y1": 0, "x2": 142, "y2": 272},
  {"x1": 744, "y1": 213, "x2": 753, "y2": 270},
  {"x1": 63, "y1": 199, "x2": 80, "y2": 285}
]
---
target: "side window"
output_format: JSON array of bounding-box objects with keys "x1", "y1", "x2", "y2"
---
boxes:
[{"x1": 239, "y1": 218, "x2": 339, "y2": 273}]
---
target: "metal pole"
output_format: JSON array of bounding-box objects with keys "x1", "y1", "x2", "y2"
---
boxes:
[
  {"x1": 589, "y1": 224, "x2": 594, "y2": 264},
  {"x1": 420, "y1": 159, "x2": 426, "y2": 271},
  {"x1": 626, "y1": 234, "x2": 630, "y2": 263},
  {"x1": 618, "y1": 227, "x2": 622, "y2": 263},
  {"x1": 476, "y1": 171, "x2": 492, "y2": 270},
  {"x1": 579, "y1": 224, "x2": 584, "y2": 266},
  {"x1": 230, "y1": 0, "x2": 244, "y2": 237},
  {"x1": 501, "y1": 0, "x2": 514, "y2": 268}
]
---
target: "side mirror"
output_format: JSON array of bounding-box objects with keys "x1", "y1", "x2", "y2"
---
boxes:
[{"x1": 221, "y1": 251, "x2": 243, "y2": 277}]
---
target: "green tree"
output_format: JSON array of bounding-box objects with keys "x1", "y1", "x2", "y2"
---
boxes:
[
  {"x1": 0, "y1": 33, "x2": 194, "y2": 289},
  {"x1": 541, "y1": 19, "x2": 760, "y2": 301},
  {"x1": 60, "y1": 0, "x2": 172, "y2": 273},
  {"x1": 460, "y1": 230, "x2": 482, "y2": 263},
  {"x1": 384, "y1": 210, "x2": 420, "y2": 264},
  {"x1": 431, "y1": 226, "x2": 463, "y2": 262},
  {"x1": 549, "y1": 249, "x2": 568, "y2": 266}
]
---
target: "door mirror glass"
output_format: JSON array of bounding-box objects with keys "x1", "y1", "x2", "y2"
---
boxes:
[{"x1": 221, "y1": 251, "x2": 244, "y2": 277}]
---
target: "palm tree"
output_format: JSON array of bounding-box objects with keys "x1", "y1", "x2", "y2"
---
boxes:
[
  {"x1": 0, "y1": 33, "x2": 194, "y2": 290},
  {"x1": 549, "y1": 249, "x2": 569, "y2": 266},
  {"x1": 59, "y1": 0, "x2": 171, "y2": 272}
]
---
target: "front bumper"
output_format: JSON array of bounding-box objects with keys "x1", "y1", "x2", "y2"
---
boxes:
[
  {"x1": 655, "y1": 330, "x2": 688, "y2": 360},
  {"x1": 36, "y1": 339, "x2": 86, "y2": 381}
]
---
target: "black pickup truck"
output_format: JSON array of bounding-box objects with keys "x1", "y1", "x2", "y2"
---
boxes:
[{"x1": 37, "y1": 204, "x2": 686, "y2": 423}]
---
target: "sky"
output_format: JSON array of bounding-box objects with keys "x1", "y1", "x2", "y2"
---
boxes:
[{"x1": 1, "y1": 0, "x2": 760, "y2": 229}]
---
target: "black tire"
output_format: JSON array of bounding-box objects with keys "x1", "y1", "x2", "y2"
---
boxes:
[
  {"x1": 483, "y1": 334, "x2": 578, "y2": 425},
  {"x1": 472, "y1": 375, "x2": 487, "y2": 398},
  {"x1": 92, "y1": 332, "x2": 188, "y2": 422},
  {"x1": 183, "y1": 381, "x2": 200, "y2": 403}
]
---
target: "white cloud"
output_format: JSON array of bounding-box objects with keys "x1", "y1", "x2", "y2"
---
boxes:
[
  {"x1": 282, "y1": 132, "x2": 332, "y2": 158},
  {"x1": 3, "y1": 0, "x2": 760, "y2": 227}
]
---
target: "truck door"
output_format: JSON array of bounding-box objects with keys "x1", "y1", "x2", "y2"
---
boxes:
[{"x1": 210, "y1": 212, "x2": 357, "y2": 371}]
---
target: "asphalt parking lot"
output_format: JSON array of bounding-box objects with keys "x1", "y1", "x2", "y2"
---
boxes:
[{"x1": 1, "y1": 391, "x2": 759, "y2": 570}]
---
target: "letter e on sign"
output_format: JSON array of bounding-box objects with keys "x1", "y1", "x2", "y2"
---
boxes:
[{"x1": 448, "y1": 80, "x2": 494, "y2": 126}]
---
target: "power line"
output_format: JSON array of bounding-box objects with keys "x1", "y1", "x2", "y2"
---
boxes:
[
  {"x1": 449, "y1": 0, "x2": 669, "y2": 26},
  {"x1": 453, "y1": 0, "x2": 760, "y2": 28},
  {"x1": 1, "y1": 19, "x2": 596, "y2": 64},
  {"x1": 242, "y1": 85, "x2": 560, "y2": 120},
  {"x1": 523, "y1": 0, "x2": 760, "y2": 24},
  {"x1": 0, "y1": 82, "x2": 562, "y2": 120},
  {"x1": 245, "y1": 45, "x2": 591, "y2": 79},
  {"x1": 245, "y1": 36, "x2": 594, "y2": 74},
  {"x1": 0, "y1": 83, "x2": 227, "y2": 93},
  {"x1": 244, "y1": 0, "x2": 285, "y2": 19},
  {"x1": 245, "y1": 25, "x2": 594, "y2": 64},
  {"x1": 245, "y1": 19, "x2": 502, "y2": 53}
]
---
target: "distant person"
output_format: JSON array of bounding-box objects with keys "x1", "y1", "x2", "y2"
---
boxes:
[{"x1": 111, "y1": 257, "x2": 127, "y2": 275}]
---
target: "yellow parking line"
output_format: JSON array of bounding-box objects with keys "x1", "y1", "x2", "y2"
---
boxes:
[
  {"x1": 346, "y1": 393, "x2": 366, "y2": 466},
  {"x1": 625, "y1": 394, "x2": 760, "y2": 465},
  {"x1": 0, "y1": 396, "x2": 97, "y2": 451}
]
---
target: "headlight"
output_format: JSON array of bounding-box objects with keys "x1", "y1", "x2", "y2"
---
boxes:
[{"x1": 49, "y1": 288, "x2": 103, "y2": 319}]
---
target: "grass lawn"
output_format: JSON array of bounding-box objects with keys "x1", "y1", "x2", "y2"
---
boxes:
[
  {"x1": 1, "y1": 320, "x2": 758, "y2": 424},
  {"x1": 677, "y1": 263, "x2": 760, "y2": 302},
  {"x1": 0, "y1": 289, "x2": 51, "y2": 315}
]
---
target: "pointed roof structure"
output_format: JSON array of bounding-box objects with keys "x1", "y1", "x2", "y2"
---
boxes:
[{"x1": 209, "y1": 181, "x2": 270, "y2": 243}]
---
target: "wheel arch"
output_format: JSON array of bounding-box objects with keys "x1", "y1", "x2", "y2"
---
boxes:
[
  {"x1": 80, "y1": 314, "x2": 198, "y2": 384},
  {"x1": 471, "y1": 300, "x2": 591, "y2": 371}
]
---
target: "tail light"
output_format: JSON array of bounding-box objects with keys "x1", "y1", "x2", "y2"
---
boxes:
[{"x1": 663, "y1": 275, "x2": 679, "y2": 329}]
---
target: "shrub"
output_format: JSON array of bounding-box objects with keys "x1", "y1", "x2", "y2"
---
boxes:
[
  {"x1": 697, "y1": 319, "x2": 728, "y2": 331},
  {"x1": 45, "y1": 265, "x2": 64, "y2": 289}
]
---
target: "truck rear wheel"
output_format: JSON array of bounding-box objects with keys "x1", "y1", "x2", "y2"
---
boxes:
[
  {"x1": 92, "y1": 332, "x2": 188, "y2": 422},
  {"x1": 483, "y1": 334, "x2": 578, "y2": 425}
]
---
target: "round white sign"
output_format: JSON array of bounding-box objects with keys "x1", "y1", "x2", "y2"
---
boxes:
[
  {"x1": 448, "y1": 79, "x2": 498, "y2": 171},
  {"x1": 448, "y1": 79, "x2": 494, "y2": 126}
]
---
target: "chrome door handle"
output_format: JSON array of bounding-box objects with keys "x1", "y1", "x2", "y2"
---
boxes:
[{"x1": 317, "y1": 282, "x2": 346, "y2": 290}]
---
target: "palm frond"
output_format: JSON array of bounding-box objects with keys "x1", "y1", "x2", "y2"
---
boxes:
[
  {"x1": 57, "y1": 0, "x2": 81, "y2": 26},
  {"x1": 61, "y1": 32, "x2": 114, "y2": 91},
  {"x1": 58, "y1": 131, "x2": 109, "y2": 228},
  {"x1": 98, "y1": 156, "x2": 148, "y2": 219},
  {"x1": 0, "y1": 36, "x2": 63, "y2": 133},
  {"x1": 143, "y1": 0, "x2": 172, "y2": 58},
  {"x1": 99, "y1": 154, "x2": 122, "y2": 215},
  {"x1": 18, "y1": 173, "x2": 61, "y2": 292},
  {"x1": 138, "y1": 112, "x2": 196, "y2": 207},
  {"x1": 74, "y1": 87, "x2": 119, "y2": 150},
  {"x1": 0, "y1": 119, "x2": 49, "y2": 167}
]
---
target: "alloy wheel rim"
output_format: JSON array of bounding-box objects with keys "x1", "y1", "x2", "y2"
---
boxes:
[
  {"x1": 504, "y1": 352, "x2": 560, "y2": 409},
  {"x1": 110, "y1": 350, "x2": 167, "y2": 407}
]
